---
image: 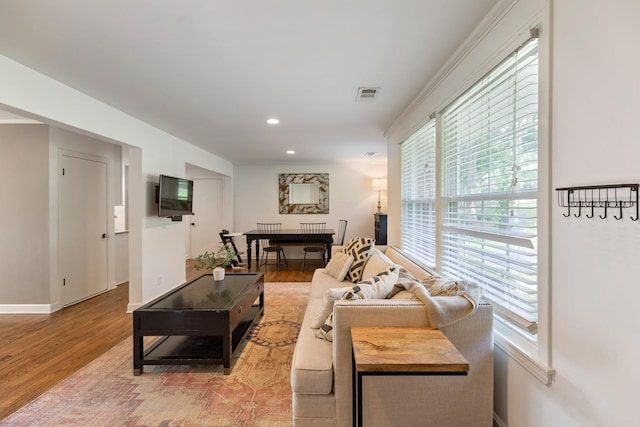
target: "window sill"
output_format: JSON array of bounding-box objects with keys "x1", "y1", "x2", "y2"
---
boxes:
[{"x1": 494, "y1": 330, "x2": 555, "y2": 385}]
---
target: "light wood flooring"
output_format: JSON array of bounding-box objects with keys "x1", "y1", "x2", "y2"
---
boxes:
[{"x1": 0, "y1": 259, "x2": 313, "y2": 420}]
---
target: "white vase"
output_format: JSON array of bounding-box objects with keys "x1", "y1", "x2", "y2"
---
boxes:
[{"x1": 213, "y1": 266, "x2": 225, "y2": 281}]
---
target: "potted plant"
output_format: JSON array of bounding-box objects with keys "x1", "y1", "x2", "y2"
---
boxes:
[{"x1": 195, "y1": 244, "x2": 237, "y2": 280}]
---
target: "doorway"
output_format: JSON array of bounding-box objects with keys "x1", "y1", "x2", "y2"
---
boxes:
[
  {"x1": 188, "y1": 178, "x2": 224, "y2": 258},
  {"x1": 59, "y1": 154, "x2": 109, "y2": 306}
]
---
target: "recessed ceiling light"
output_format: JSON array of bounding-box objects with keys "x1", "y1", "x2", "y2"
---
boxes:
[
  {"x1": 286, "y1": 150, "x2": 295, "y2": 155},
  {"x1": 365, "y1": 152, "x2": 378, "y2": 156},
  {"x1": 266, "y1": 118, "x2": 280, "y2": 125}
]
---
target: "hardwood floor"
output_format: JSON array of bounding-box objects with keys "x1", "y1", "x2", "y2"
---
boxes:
[{"x1": 0, "y1": 260, "x2": 313, "y2": 420}]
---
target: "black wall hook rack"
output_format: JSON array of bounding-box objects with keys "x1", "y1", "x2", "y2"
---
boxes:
[{"x1": 556, "y1": 184, "x2": 639, "y2": 221}]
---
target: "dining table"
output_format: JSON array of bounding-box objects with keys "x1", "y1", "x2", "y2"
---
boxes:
[{"x1": 243, "y1": 228, "x2": 335, "y2": 270}]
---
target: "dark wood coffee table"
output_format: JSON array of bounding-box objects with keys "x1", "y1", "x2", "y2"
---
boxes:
[{"x1": 133, "y1": 273, "x2": 264, "y2": 375}]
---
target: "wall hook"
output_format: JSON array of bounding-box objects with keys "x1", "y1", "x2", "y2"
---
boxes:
[
  {"x1": 614, "y1": 202, "x2": 623, "y2": 220},
  {"x1": 574, "y1": 204, "x2": 582, "y2": 218},
  {"x1": 586, "y1": 204, "x2": 594, "y2": 219},
  {"x1": 632, "y1": 188, "x2": 639, "y2": 221},
  {"x1": 599, "y1": 203, "x2": 608, "y2": 219},
  {"x1": 563, "y1": 205, "x2": 571, "y2": 217}
]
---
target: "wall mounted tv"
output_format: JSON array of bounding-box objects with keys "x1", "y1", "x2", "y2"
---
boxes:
[{"x1": 156, "y1": 174, "x2": 194, "y2": 218}]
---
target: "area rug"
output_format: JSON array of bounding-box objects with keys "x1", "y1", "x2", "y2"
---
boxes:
[{"x1": 1, "y1": 282, "x2": 310, "y2": 427}]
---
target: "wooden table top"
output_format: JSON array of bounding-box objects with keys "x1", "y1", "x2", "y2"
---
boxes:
[{"x1": 351, "y1": 326, "x2": 469, "y2": 374}]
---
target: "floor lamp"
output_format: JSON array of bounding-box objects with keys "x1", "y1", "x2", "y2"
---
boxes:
[{"x1": 372, "y1": 178, "x2": 387, "y2": 213}]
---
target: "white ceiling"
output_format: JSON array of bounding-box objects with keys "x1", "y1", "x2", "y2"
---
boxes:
[{"x1": 0, "y1": 0, "x2": 500, "y2": 165}]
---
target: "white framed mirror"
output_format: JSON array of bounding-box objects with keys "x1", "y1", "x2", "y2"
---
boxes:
[{"x1": 279, "y1": 173, "x2": 329, "y2": 214}]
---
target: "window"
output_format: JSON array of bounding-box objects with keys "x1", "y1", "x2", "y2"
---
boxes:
[
  {"x1": 401, "y1": 120, "x2": 437, "y2": 267},
  {"x1": 401, "y1": 37, "x2": 540, "y2": 341}
]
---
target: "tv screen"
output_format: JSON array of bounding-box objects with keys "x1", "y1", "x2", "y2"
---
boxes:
[{"x1": 157, "y1": 174, "x2": 194, "y2": 217}]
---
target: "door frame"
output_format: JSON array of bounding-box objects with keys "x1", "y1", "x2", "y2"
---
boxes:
[{"x1": 54, "y1": 149, "x2": 114, "y2": 311}]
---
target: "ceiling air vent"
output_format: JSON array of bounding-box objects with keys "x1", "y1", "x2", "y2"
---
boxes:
[{"x1": 356, "y1": 87, "x2": 380, "y2": 102}]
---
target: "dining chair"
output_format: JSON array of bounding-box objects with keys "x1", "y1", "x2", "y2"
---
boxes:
[
  {"x1": 300, "y1": 222, "x2": 327, "y2": 272},
  {"x1": 256, "y1": 222, "x2": 288, "y2": 272},
  {"x1": 336, "y1": 219, "x2": 348, "y2": 245}
]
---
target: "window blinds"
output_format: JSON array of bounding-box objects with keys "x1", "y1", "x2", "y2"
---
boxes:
[
  {"x1": 401, "y1": 120, "x2": 437, "y2": 267},
  {"x1": 400, "y1": 37, "x2": 540, "y2": 335},
  {"x1": 441, "y1": 38, "x2": 539, "y2": 333}
]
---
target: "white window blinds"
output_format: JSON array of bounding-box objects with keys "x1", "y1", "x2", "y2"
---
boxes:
[
  {"x1": 399, "y1": 37, "x2": 539, "y2": 336},
  {"x1": 441, "y1": 38, "x2": 539, "y2": 333},
  {"x1": 401, "y1": 120, "x2": 437, "y2": 266}
]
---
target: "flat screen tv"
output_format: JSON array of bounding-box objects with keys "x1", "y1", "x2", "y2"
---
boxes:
[{"x1": 157, "y1": 174, "x2": 194, "y2": 218}]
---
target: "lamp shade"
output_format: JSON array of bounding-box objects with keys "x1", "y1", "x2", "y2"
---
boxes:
[{"x1": 372, "y1": 178, "x2": 387, "y2": 191}]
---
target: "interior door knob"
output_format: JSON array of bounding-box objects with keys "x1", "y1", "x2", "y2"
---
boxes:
[{"x1": 102, "y1": 233, "x2": 107, "y2": 238}]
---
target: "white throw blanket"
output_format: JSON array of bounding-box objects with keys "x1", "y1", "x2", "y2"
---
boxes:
[{"x1": 388, "y1": 268, "x2": 483, "y2": 328}]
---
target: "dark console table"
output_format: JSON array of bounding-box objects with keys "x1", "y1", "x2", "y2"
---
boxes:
[
  {"x1": 243, "y1": 229, "x2": 335, "y2": 270},
  {"x1": 133, "y1": 273, "x2": 264, "y2": 375}
]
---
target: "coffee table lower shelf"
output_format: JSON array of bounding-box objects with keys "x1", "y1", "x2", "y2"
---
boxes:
[{"x1": 141, "y1": 305, "x2": 260, "y2": 365}]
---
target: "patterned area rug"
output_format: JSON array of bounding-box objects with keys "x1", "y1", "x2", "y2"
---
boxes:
[{"x1": 2, "y1": 282, "x2": 310, "y2": 427}]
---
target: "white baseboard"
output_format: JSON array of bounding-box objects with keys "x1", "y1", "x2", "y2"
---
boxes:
[
  {"x1": 0, "y1": 304, "x2": 53, "y2": 314},
  {"x1": 127, "y1": 303, "x2": 142, "y2": 313}
]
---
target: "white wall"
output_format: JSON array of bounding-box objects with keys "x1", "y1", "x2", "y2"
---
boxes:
[
  {"x1": 545, "y1": 0, "x2": 640, "y2": 425},
  {"x1": 234, "y1": 161, "x2": 387, "y2": 258},
  {"x1": 0, "y1": 125, "x2": 50, "y2": 307},
  {"x1": 387, "y1": 0, "x2": 640, "y2": 426},
  {"x1": 0, "y1": 55, "x2": 234, "y2": 311}
]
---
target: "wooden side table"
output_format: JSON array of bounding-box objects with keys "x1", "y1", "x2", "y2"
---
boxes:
[{"x1": 351, "y1": 326, "x2": 469, "y2": 427}]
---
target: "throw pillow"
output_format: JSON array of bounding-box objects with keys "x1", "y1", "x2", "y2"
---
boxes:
[
  {"x1": 344, "y1": 237, "x2": 376, "y2": 283},
  {"x1": 324, "y1": 252, "x2": 354, "y2": 281},
  {"x1": 310, "y1": 286, "x2": 353, "y2": 329},
  {"x1": 361, "y1": 248, "x2": 394, "y2": 280},
  {"x1": 315, "y1": 266, "x2": 401, "y2": 342},
  {"x1": 315, "y1": 311, "x2": 335, "y2": 342},
  {"x1": 342, "y1": 265, "x2": 400, "y2": 300}
]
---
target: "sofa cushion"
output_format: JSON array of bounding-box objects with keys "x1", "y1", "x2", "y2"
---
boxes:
[
  {"x1": 310, "y1": 286, "x2": 353, "y2": 329},
  {"x1": 291, "y1": 299, "x2": 334, "y2": 395},
  {"x1": 384, "y1": 246, "x2": 439, "y2": 280},
  {"x1": 323, "y1": 252, "x2": 354, "y2": 281},
  {"x1": 361, "y1": 248, "x2": 395, "y2": 280},
  {"x1": 344, "y1": 237, "x2": 376, "y2": 283},
  {"x1": 309, "y1": 269, "x2": 348, "y2": 299},
  {"x1": 292, "y1": 393, "x2": 336, "y2": 420}
]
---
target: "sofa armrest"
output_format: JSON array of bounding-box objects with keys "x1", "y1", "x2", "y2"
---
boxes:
[
  {"x1": 331, "y1": 300, "x2": 431, "y2": 425},
  {"x1": 331, "y1": 301, "x2": 494, "y2": 426}
]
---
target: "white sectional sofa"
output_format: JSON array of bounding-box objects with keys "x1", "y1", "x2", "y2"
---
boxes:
[{"x1": 290, "y1": 243, "x2": 494, "y2": 427}]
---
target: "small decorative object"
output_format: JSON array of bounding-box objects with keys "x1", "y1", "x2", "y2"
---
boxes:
[
  {"x1": 213, "y1": 266, "x2": 225, "y2": 281},
  {"x1": 371, "y1": 177, "x2": 387, "y2": 213},
  {"x1": 195, "y1": 244, "x2": 237, "y2": 278}
]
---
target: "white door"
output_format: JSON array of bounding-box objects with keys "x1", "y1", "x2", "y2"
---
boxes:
[
  {"x1": 189, "y1": 179, "x2": 223, "y2": 258},
  {"x1": 60, "y1": 154, "x2": 109, "y2": 306}
]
